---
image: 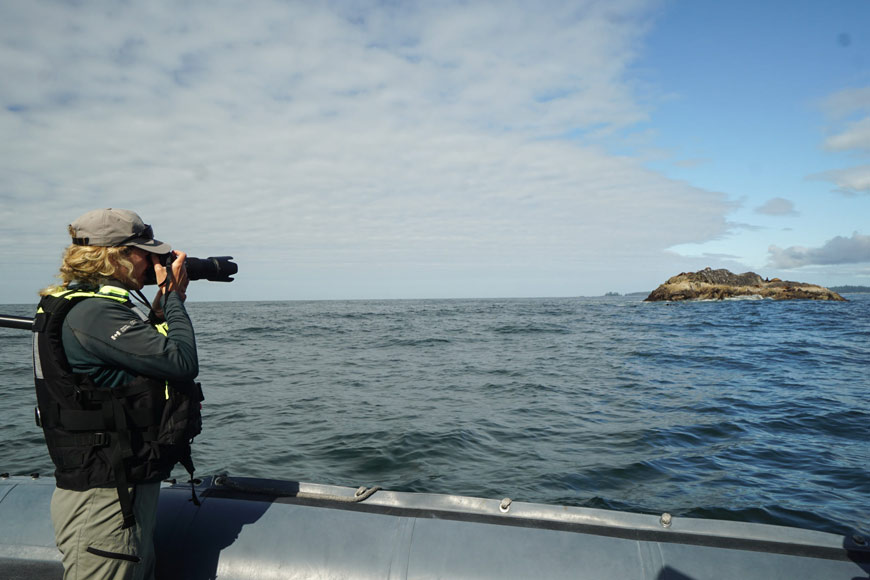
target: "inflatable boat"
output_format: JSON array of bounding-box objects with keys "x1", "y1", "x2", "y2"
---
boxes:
[{"x1": 1, "y1": 472, "x2": 867, "y2": 579}]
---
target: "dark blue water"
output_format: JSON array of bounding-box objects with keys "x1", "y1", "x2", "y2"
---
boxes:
[{"x1": 2, "y1": 295, "x2": 868, "y2": 537}]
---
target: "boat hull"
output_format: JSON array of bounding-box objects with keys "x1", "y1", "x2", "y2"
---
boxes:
[{"x1": 1, "y1": 474, "x2": 867, "y2": 579}]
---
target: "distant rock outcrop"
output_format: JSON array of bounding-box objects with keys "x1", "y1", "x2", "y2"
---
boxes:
[{"x1": 644, "y1": 268, "x2": 847, "y2": 302}]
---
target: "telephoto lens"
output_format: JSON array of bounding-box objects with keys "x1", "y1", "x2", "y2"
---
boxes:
[
  {"x1": 186, "y1": 256, "x2": 237, "y2": 282},
  {"x1": 143, "y1": 255, "x2": 237, "y2": 285}
]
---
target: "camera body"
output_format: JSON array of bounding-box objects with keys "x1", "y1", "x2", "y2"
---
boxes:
[{"x1": 144, "y1": 255, "x2": 237, "y2": 285}]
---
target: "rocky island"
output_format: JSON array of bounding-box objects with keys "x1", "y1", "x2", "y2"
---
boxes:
[{"x1": 645, "y1": 268, "x2": 846, "y2": 302}]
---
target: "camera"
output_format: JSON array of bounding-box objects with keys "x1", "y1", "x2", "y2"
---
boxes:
[{"x1": 144, "y1": 255, "x2": 238, "y2": 285}]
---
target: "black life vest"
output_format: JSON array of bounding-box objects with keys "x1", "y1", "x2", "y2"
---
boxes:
[{"x1": 32, "y1": 287, "x2": 203, "y2": 527}]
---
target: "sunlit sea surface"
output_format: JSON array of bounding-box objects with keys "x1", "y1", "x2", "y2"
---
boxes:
[{"x1": 2, "y1": 295, "x2": 868, "y2": 536}]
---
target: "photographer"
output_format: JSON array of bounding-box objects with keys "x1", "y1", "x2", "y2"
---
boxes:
[{"x1": 33, "y1": 208, "x2": 202, "y2": 580}]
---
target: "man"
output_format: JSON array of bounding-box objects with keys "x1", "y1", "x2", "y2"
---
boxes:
[{"x1": 33, "y1": 208, "x2": 202, "y2": 579}]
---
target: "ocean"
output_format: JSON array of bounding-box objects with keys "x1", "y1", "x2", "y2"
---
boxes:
[{"x1": 1, "y1": 295, "x2": 868, "y2": 537}]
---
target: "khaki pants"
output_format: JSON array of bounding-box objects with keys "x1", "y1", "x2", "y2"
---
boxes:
[{"x1": 51, "y1": 483, "x2": 160, "y2": 580}]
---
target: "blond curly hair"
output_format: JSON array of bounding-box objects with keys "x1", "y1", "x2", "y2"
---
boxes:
[{"x1": 40, "y1": 228, "x2": 138, "y2": 295}]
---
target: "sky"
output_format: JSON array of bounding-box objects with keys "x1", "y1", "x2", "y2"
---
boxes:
[{"x1": 1, "y1": 0, "x2": 869, "y2": 303}]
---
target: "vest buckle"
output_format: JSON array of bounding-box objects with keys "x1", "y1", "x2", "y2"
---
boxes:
[{"x1": 93, "y1": 432, "x2": 109, "y2": 447}]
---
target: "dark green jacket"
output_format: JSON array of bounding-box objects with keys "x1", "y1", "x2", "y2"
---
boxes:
[{"x1": 61, "y1": 283, "x2": 198, "y2": 388}]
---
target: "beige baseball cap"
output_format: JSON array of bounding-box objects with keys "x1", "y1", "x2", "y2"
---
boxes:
[{"x1": 70, "y1": 208, "x2": 171, "y2": 254}]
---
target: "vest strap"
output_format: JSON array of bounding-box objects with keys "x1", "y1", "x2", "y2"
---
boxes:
[
  {"x1": 46, "y1": 432, "x2": 111, "y2": 449},
  {"x1": 32, "y1": 312, "x2": 48, "y2": 333},
  {"x1": 108, "y1": 440, "x2": 136, "y2": 528},
  {"x1": 108, "y1": 395, "x2": 137, "y2": 528}
]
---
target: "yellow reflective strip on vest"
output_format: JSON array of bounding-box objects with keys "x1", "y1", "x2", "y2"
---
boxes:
[
  {"x1": 49, "y1": 288, "x2": 129, "y2": 304},
  {"x1": 98, "y1": 285, "x2": 129, "y2": 298},
  {"x1": 153, "y1": 323, "x2": 170, "y2": 398},
  {"x1": 50, "y1": 290, "x2": 94, "y2": 299}
]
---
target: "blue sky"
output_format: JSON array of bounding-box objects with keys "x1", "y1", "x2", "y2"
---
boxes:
[
  {"x1": 640, "y1": 2, "x2": 870, "y2": 267},
  {"x1": 1, "y1": 0, "x2": 869, "y2": 303}
]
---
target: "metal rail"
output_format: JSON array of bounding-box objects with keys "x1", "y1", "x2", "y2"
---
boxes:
[{"x1": 0, "y1": 315, "x2": 33, "y2": 330}]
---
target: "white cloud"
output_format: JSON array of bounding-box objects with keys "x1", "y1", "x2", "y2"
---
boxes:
[
  {"x1": 0, "y1": 0, "x2": 737, "y2": 300},
  {"x1": 755, "y1": 197, "x2": 798, "y2": 216},
  {"x1": 672, "y1": 158, "x2": 710, "y2": 169},
  {"x1": 813, "y1": 86, "x2": 870, "y2": 195},
  {"x1": 822, "y1": 87, "x2": 870, "y2": 121},
  {"x1": 767, "y1": 232, "x2": 870, "y2": 269},
  {"x1": 824, "y1": 117, "x2": 870, "y2": 153},
  {"x1": 808, "y1": 165, "x2": 870, "y2": 196}
]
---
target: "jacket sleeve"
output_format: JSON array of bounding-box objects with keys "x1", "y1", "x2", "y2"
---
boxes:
[{"x1": 65, "y1": 293, "x2": 199, "y2": 382}]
